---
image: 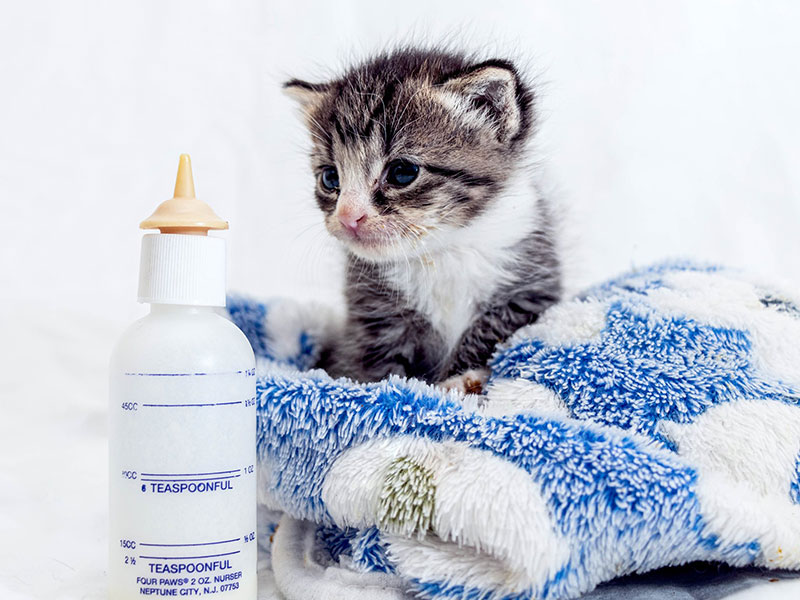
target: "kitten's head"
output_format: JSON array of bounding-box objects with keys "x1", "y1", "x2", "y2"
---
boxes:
[{"x1": 286, "y1": 48, "x2": 536, "y2": 262}]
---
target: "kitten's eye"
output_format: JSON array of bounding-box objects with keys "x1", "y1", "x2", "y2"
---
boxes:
[
  {"x1": 320, "y1": 166, "x2": 339, "y2": 192},
  {"x1": 386, "y1": 160, "x2": 419, "y2": 187}
]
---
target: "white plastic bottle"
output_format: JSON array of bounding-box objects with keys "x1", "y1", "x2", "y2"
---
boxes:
[{"x1": 109, "y1": 155, "x2": 257, "y2": 599}]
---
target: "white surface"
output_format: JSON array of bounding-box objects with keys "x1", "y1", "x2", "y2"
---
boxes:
[{"x1": 1, "y1": 1, "x2": 799, "y2": 599}]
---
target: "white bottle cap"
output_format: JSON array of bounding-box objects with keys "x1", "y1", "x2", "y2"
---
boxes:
[
  {"x1": 138, "y1": 234, "x2": 226, "y2": 306},
  {"x1": 137, "y1": 155, "x2": 228, "y2": 306}
]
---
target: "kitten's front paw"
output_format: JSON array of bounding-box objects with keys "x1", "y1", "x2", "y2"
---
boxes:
[{"x1": 438, "y1": 368, "x2": 490, "y2": 395}]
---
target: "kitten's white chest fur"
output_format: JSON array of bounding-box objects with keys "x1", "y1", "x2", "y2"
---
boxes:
[{"x1": 385, "y1": 172, "x2": 541, "y2": 353}]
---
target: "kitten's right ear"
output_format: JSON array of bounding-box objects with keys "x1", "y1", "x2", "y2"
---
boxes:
[{"x1": 283, "y1": 79, "x2": 331, "y2": 114}]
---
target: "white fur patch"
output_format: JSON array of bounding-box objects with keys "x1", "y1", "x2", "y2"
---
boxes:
[
  {"x1": 384, "y1": 171, "x2": 543, "y2": 352},
  {"x1": 660, "y1": 399, "x2": 800, "y2": 567},
  {"x1": 503, "y1": 297, "x2": 608, "y2": 351},
  {"x1": 384, "y1": 533, "x2": 533, "y2": 596},
  {"x1": 483, "y1": 377, "x2": 570, "y2": 418}
]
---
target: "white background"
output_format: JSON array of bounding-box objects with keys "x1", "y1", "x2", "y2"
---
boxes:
[{"x1": 1, "y1": 1, "x2": 799, "y2": 599}]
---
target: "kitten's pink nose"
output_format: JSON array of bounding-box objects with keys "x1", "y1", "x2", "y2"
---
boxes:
[{"x1": 338, "y1": 210, "x2": 367, "y2": 234}]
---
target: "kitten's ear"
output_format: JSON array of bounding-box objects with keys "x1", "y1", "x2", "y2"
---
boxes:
[
  {"x1": 283, "y1": 78, "x2": 331, "y2": 114},
  {"x1": 439, "y1": 61, "x2": 528, "y2": 143}
]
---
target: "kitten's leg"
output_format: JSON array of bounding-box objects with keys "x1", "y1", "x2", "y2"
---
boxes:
[
  {"x1": 340, "y1": 257, "x2": 443, "y2": 382},
  {"x1": 324, "y1": 312, "x2": 442, "y2": 382},
  {"x1": 437, "y1": 368, "x2": 490, "y2": 395}
]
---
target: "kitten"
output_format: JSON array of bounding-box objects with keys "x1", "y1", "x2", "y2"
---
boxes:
[{"x1": 285, "y1": 47, "x2": 561, "y2": 390}]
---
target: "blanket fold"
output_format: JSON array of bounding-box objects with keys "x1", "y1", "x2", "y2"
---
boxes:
[{"x1": 227, "y1": 261, "x2": 800, "y2": 600}]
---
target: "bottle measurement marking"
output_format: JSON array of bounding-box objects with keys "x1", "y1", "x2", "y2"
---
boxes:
[
  {"x1": 124, "y1": 370, "x2": 247, "y2": 377},
  {"x1": 124, "y1": 369, "x2": 256, "y2": 377},
  {"x1": 140, "y1": 475, "x2": 241, "y2": 482},
  {"x1": 138, "y1": 469, "x2": 243, "y2": 484},
  {"x1": 139, "y1": 551, "x2": 240, "y2": 560},
  {"x1": 140, "y1": 469, "x2": 241, "y2": 477},
  {"x1": 141, "y1": 403, "x2": 240, "y2": 408},
  {"x1": 140, "y1": 538, "x2": 241, "y2": 548}
]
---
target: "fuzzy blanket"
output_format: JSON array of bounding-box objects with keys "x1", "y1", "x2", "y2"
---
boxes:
[{"x1": 227, "y1": 261, "x2": 800, "y2": 600}]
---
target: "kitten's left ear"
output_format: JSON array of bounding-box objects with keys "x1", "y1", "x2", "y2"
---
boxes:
[
  {"x1": 439, "y1": 61, "x2": 530, "y2": 143},
  {"x1": 283, "y1": 78, "x2": 331, "y2": 114}
]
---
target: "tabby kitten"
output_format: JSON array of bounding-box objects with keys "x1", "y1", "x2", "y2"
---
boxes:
[{"x1": 285, "y1": 48, "x2": 561, "y2": 389}]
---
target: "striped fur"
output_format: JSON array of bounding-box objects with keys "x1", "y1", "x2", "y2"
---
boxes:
[{"x1": 286, "y1": 47, "x2": 561, "y2": 383}]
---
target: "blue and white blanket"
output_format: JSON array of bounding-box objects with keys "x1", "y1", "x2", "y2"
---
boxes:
[{"x1": 228, "y1": 262, "x2": 800, "y2": 600}]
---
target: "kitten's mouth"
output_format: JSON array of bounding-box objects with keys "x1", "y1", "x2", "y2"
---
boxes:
[
  {"x1": 330, "y1": 219, "x2": 427, "y2": 261},
  {"x1": 337, "y1": 226, "x2": 392, "y2": 250}
]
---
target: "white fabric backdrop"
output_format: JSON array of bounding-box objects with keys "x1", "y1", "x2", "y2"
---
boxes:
[{"x1": 1, "y1": 1, "x2": 799, "y2": 598}]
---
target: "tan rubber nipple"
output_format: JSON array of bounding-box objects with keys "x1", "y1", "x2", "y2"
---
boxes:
[{"x1": 140, "y1": 154, "x2": 228, "y2": 234}]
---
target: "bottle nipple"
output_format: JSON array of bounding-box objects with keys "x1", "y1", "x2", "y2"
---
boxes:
[{"x1": 140, "y1": 154, "x2": 228, "y2": 235}]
